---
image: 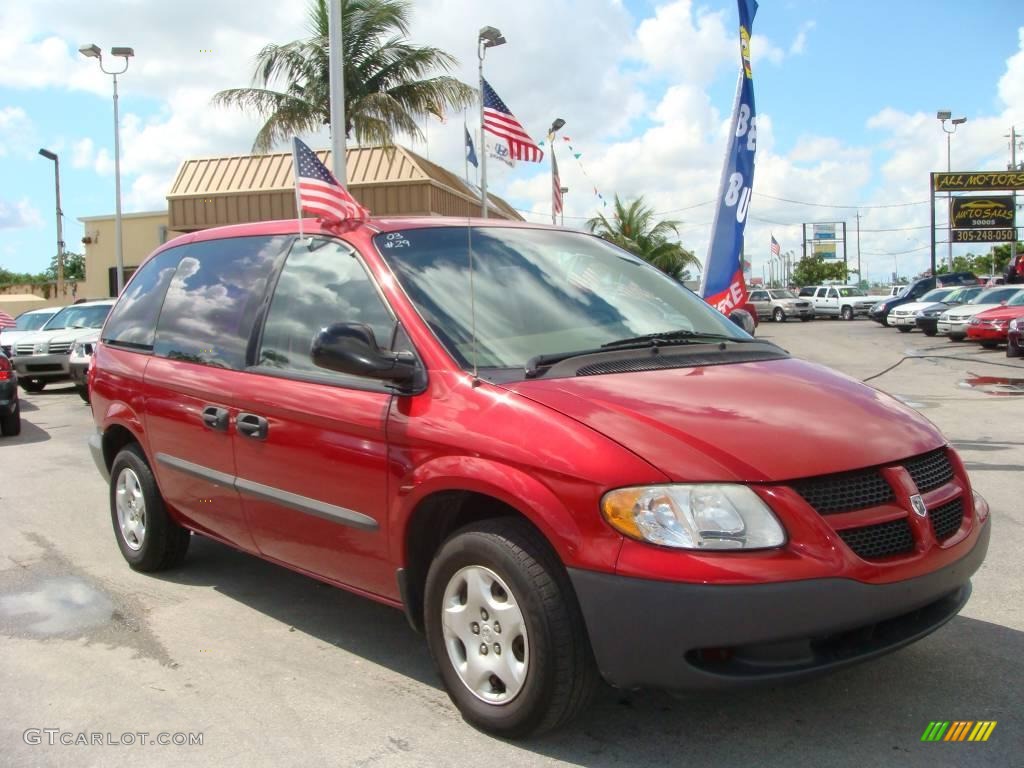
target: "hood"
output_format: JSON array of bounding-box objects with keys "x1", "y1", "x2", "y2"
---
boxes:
[
  {"x1": 892, "y1": 300, "x2": 935, "y2": 313},
  {"x1": 16, "y1": 327, "x2": 104, "y2": 347},
  {"x1": 505, "y1": 358, "x2": 944, "y2": 483},
  {"x1": 973, "y1": 305, "x2": 1024, "y2": 321},
  {"x1": 943, "y1": 303, "x2": 1006, "y2": 318}
]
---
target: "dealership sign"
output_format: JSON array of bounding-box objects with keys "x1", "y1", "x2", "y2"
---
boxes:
[
  {"x1": 934, "y1": 171, "x2": 1024, "y2": 191},
  {"x1": 950, "y1": 196, "x2": 1015, "y2": 229},
  {"x1": 951, "y1": 229, "x2": 1016, "y2": 243}
]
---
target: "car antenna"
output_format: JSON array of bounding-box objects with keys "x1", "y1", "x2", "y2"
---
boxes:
[{"x1": 468, "y1": 213, "x2": 480, "y2": 385}]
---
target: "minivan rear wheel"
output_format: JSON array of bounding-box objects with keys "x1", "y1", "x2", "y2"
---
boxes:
[
  {"x1": 424, "y1": 518, "x2": 599, "y2": 737},
  {"x1": 109, "y1": 444, "x2": 190, "y2": 571}
]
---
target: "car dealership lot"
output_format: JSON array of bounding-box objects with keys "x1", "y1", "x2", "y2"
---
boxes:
[{"x1": 1, "y1": 322, "x2": 1021, "y2": 767}]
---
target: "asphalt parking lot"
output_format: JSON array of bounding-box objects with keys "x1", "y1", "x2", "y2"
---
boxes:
[{"x1": 1, "y1": 319, "x2": 1021, "y2": 768}]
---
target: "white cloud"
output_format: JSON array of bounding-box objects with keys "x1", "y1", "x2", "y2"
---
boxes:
[
  {"x1": 0, "y1": 199, "x2": 44, "y2": 230},
  {"x1": 789, "y1": 21, "x2": 816, "y2": 56},
  {"x1": 71, "y1": 138, "x2": 95, "y2": 169},
  {"x1": 0, "y1": 106, "x2": 34, "y2": 157}
]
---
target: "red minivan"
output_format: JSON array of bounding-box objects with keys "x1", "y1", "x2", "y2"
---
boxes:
[{"x1": 89, "y1": 218, "x2": 990, "y2": 737}]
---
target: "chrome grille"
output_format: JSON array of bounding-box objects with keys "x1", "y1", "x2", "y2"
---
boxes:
[
  {"x1": 15, "y1": 343, "x2": 34, "y2": 355},
  {"x1": 48, "y1": 341, "x2": 72, "y2": 354}
]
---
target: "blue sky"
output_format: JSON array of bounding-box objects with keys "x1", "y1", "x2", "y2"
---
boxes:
[{"x1": 1, "y1": 0, "x2": 1022, "y2": 284}]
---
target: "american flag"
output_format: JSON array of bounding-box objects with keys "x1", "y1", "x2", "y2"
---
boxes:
[
  {"x1": 292, "y1": 137, "x2": 368, "y2": 223},
  {"x1": 770, "y1": 235, "x2": 781, "y2": 257},
  {"x1": 552, "y1": 153, "x2": 563, "y2": 216},
  {"x1": 482, "y1": 79, "x2": 543, "y2": 163},
  {"x1": 0, "y1": 310, "x2": 14, "y2": 330}
]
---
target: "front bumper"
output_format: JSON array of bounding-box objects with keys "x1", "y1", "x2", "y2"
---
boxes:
[
  {"x1": 890, "y1": 313, "x2": 918, "y2": 327},
  {"x1": 869, "y1": 306, "x2": 892, "y2": 323},
  {"x1": 13, "y1": 352, "x2": 70, "y2": 380},
  {"x1": 88, "y1": 429, "x2": 109, "y2": 482},
  {"x1": 937, "y1": 320, "x2": 969, "y2": 337},
  {"x1": 966, "y1": 325, "x2": 1007, "y2": 342},
  {"x1": 569, "y1": 519, "x2": 989, "y2": 690},
  {"x1": 69, "y1": 361, "x2": 89, "y2": 385}
]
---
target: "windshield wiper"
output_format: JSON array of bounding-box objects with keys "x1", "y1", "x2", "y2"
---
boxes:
[
  {"x1": 601, "y1": 330, "x2": 751, "y2": 349},
  {"x1": 525, "y1": 341, "x2": 656, "y2": 377}
]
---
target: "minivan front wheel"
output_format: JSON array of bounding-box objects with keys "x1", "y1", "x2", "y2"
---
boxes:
[
  {"x1": 109, "y1": 444, "x2": 190, "y2": 571},
  {"x1": 424, "y1": 519, "x2": 599, "y2": 737}
]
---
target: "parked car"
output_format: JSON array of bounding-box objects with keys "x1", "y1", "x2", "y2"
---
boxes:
[
  {"x1": 936, "y1": 287, "x2": 1024, "y2": 341},
  {"x1": 983, "y1": 276, "x2": 1006, "y2": 288},
  {"x1": 1008, "y1": 317, "x2": 1022, "y2": 357},
  {"x1": 747, "y1": 288, "x2": 814, "y2": 322},
  {"x1": 69, "y1": 331, "x2": 100, "y2": 402},
  {"x1": 89, "y1": 218, "x2": 990, "y2": 737},
  {"x1": 0, "y1": 349, "x2": 20, "y2": 436},
  {"x1": 869, "y1": 272, "x2": 979, "y2": 326},
  {"x1": 12, "y1": 300, "x2": 114, "y2": 392},
  {"x1": 797, "y1": 285, "x2": 874, "y2": 320},
  {"x1": 0, "y1": 306, "x2": 60, "y2": 358},
  {"x1": 888, "y1": 288, "x2": 958, "y2": 332},
  {"x1": 965, "y1": 291, "x2": 1024, "y2": 348},
  {"x1": 913, "y1": 286, "x2": 985, "y2": 336}
]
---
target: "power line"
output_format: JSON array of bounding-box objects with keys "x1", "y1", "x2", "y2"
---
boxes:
[{"x1": 754, "y1": 192, "x2": 930, "y2": 209}]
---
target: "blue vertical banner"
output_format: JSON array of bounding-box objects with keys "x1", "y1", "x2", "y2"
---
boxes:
[{"x1": 700, "y1": 0, "x2": 758, "y2": 312}]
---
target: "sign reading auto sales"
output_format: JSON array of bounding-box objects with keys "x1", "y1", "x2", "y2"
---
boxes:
[{"x1": 950, "y1": 196, "x2": 1015, "y2": 229}]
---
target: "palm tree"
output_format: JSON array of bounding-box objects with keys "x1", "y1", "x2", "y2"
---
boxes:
[
  {"x1": 587, "y1": 195, "x2": 700, "y2": 280},
  {"x1": 212, "y1": 0, "x2": 476, "y2": 151}
]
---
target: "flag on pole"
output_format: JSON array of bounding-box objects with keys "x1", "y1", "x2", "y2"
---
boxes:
[
  {"x1": 465, "y1": 125, "x2": 478, "y2": 168},
  {"x1": 552, "y1": 153, "x2": 563, "y2": 216},
  {"x1": 292, "y1": 137, "x2": 368, "y2": 224},
  {"x1": 770, "y1": 235, "x2": 780, "y2": 257},
  {"x1": 700, "y1": 0, "x2": 759, "y2": 313},
  {"x1": 0, "y1": 310, "x2": 15, "y2": 329},
  {"x1": 481, "y1": 79, "x2": 544, "y2": 163}
]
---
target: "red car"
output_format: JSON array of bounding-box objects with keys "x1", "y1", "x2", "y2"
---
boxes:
[
  {"x1": 965, "y1": 292, "x2": 1024, "y2": 348},
  {"x1": 88, "y1": 218, "x2": 990, "y2": 737}
]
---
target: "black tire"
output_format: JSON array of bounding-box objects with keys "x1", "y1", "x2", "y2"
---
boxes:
[
  {"x1": 897, "y1": 326, "x2": 912, "y2": 333},
  {"x1": 949, "y1": 335, "x2": 966, "y2": 342},
  {"x1": 424, "y1": 518, "x2": 599, "y2": 738},
  {"x1": 0, "y1": 403, "x2": 20, "y2": 436},
  {"x1": 19, "y1": 379, "x2": 45, "y2": 393},
  {"x1": 800, "y1": 316, "x2": 812, "y2": 322},
  {"x1": 841, "y1": 306, "x2": 854, "y2": 321},
  {"x1": 980, "y1": 341, "x2": 998, "y2": 349},
  {"x1": 881, "y1": 316, "x2": 890, "y2": 327},
  {"x1": 923, "y1": 328, "x2": 937, "y2": 337},
  {"x1": 76, "y1": 385, "x2": 90, "y2": 404},
  {"x1": 772, "y1": 307, "x2": 785, "y2": 323},
  {"x1": 109, "y1": 444, "x2": 190, "y2": 572},
  {"x1": 1008, "y1": 342, "x2": 1021, "y2": 358}
]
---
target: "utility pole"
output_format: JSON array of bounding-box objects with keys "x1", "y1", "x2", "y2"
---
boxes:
[
  {"x1": 328, "y1": 0, "x2": 347, "y2": 183},
  {"x1": 855, "y1": 210, "x2": 862, "y2": 287}
]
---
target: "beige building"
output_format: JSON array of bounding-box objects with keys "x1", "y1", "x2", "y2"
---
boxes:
[{"x1": 80, "y1": 145, "x2": 520, "y2": 298}]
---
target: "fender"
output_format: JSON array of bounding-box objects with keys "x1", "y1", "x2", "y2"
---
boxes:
[
  {"x1": 101, "y1": 400, "x2": 149, "y2": 460},
  {"x1": 390, "y1": 455, "x2": 623, "y2": 574}
]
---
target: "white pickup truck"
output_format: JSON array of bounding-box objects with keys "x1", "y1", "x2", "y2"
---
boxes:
[{"x1": 797, "y1": 285, "x2": 877, "y2": 320}]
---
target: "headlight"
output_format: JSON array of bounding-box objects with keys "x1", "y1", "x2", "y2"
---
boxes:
[
  {"x1": 71, "y1": 342, "x2": 83, "y2": 356},
  {"x1": 601, "y1": 484, "x2": 785, "y2": 550},
  {"x1": 973, "y1": 490, "x2": 990, "y2": 522},
  {"x1": 968, "y1": 317, "x2": 981, "y2": 326},
  {"x1": 1011, "y1": 318, "x2": 1020, "y2": 331}
]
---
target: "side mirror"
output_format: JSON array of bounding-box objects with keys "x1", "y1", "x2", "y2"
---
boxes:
[{"x1": 311, "y1": 323, "x2": 417, "y2": 388}]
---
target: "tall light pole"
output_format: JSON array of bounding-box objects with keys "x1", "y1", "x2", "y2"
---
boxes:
[
  {"x1": 80, "y1": 43, "x2": 133, "y2": 295},
  {"x1": 937, "y1": 110, "x2": 967, "y2": 274},
  {"x1": 548, "y1": 118, "x2": 565, "y2": 225},
  {"x1": 328, "y1": 0, "x2": 347, "y2": 183},
  {"x1": 478, "y1": 26, "x2": 506, "y2": 218},
  {"x1": 38, "y1": 149, "x2": 64, "y2": 300}
]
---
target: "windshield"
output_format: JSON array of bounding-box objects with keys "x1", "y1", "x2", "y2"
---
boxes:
[
  {"x1": 837, "y1": 287, "x2": 866, "y2": 297},
  {"x1": 769, "y1": 290, "x2": 796, "y2": 299},
  {"x1": 919, "y1": 288, "x2": 954, "y2": 303},
  {"x1": 1009, "y1": 291, "x2": 1024, "y2": 307},
  {"x1": 946, "y1": 286, "x2": 982, "y2": 303},
  {"x1": 15, "y1": 311, "x2": 57, "y2": 330},
  {"x1": 42, "y1": 304, "x2": 112, "y2": 331},
  {"x1": 375, "y1": 227, "x2": 746, "y2": 370},
  {"x1": 972, "y1": 287, "x2": 1022, "y2": 305}
]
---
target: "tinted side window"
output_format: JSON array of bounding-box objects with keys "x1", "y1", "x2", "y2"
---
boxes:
[
  {"x1": 750, "y1": 291, "x2": 767, "y2": 301},
  {"x1": 827, "y1": 289, "x2": 838, "y2": 298},
  {"x1": 102, "y1": 247, "x2": 185, "y2": 350},
  {"x1": 256, "y1": 239, "x2": 395, "y2": 375},
  {"x1": 154, "y1": 236, "x2": 291, "y2": 369},
  {"x1": 799, "y1": 287, "x2": 814, "y2": 297}
]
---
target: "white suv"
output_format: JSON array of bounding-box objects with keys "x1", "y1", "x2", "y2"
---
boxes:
[{"x1": 12, "y1": 300, "x2": 114, "y2": 392}]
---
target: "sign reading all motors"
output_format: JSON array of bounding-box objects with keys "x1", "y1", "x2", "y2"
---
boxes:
[{"x1": 951, "y1": 196, "x2": 1015, "y2": 229}]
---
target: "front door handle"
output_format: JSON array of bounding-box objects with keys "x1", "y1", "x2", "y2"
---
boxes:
[
  {"x1": 236, "y1": 412, "x2": 269, "y2": 440},
  {"x1": 201, "y1": 405, "x2": 229, "y2": 432}
]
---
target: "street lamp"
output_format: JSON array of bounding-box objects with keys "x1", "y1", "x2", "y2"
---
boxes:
[
  {"x1": 548, "y1": 118, "x2": 566, "y2": 225},
  {"x1": 478, "y1": 26, "x2": 506, "y2": 219},
  {"x1": 937, "y1": 110, "x2": 967, "y2": 273},
  {"x1": 38, "y1": 149, "x2": 65, "y2": 300},
  {"x1": 80, "y1": 43, "x2": 134, "y2": 295}
]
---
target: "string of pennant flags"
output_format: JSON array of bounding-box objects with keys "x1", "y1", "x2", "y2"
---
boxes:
[{"x1": 538, "y1": 135, "x2": 608, "y2": 209}]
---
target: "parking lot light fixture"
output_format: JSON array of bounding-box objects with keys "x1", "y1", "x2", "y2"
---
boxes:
[
  {"x1": 38, "y1": 149, "x2": 65, "y2": 300},
  {"x1": 80, "y1": 43, "x2": 134, "y2": 294},
  {"x1": 938, "y1": 111, "x2": 968, "y2": 274}
]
